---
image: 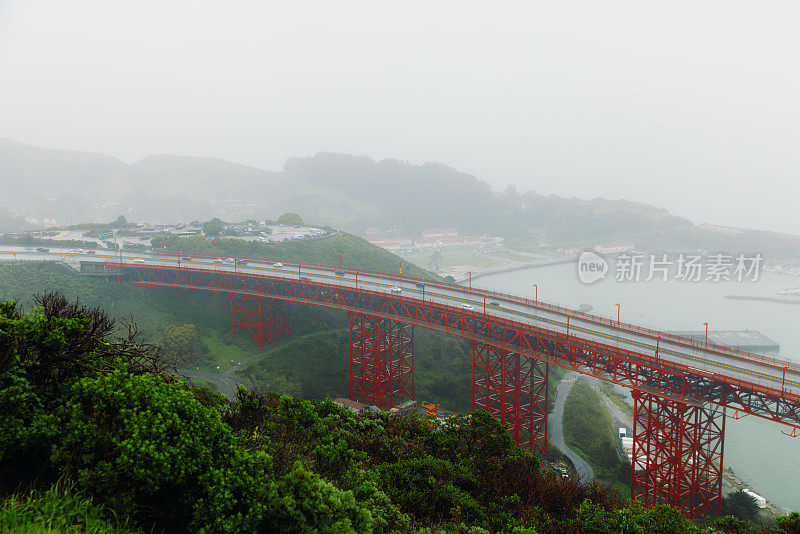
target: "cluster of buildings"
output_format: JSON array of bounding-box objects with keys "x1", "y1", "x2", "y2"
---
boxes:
[
  {"x1": 119, "y1": 221, "x2": 332, "y2": 243},
  {"x1": 365, "y1": 227, "x2": 502, "y2": 252},
  {"x1": 556, "y1": 241, "x2": 636, "y2": 256}
]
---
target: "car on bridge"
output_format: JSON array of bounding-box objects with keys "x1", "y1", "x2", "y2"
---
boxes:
[
  {"x1": 462, "y1": 303, "x2": 475, "y2": 311},
  {"x1": 390, "y1": 286, "x2": 402, "y2": 293},
  {"x1": 416, "y1": 282, "x2": 424, "y2": 288},
  {"x1": 335, "y1": 270, "x2": 345, "y2": 276},
  {"x1": 134, "y1": 259, "x2": 146, "y2": 264},
  {"x1": 35, "y1": 247, "x2": 49, "y2": 252},
  {"x1": 273, "y1": 262, "x2": 283, "y2": 267},
  {"x1": 236, "y1": 259, "x2": 248, "y2": 266},
  {"x1": 489, "y1": 301, "x2": 499, "y2": 306},
  {"x1": 212, "y1": 259, "x2": 223, "y2": 264}
]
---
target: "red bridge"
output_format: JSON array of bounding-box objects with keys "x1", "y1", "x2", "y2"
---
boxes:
[{"x1": 95, "y1": 253, "x2": 800, "y2": 519}]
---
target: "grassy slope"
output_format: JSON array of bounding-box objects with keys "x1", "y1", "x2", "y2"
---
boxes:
[
  {"x1": 563, "y1": 380, "x2": 629, "y2": 495},
  {"x1": 163, "y1": 232, "x2": 436, "y2": 280},
  {"x1": 0, "y1": 484, "x2": 139, "y2": 534}
]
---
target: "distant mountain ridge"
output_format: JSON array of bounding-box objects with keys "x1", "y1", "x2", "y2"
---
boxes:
[{"x1": 1, "y1": 137, "x2": 798, "y2": 256}]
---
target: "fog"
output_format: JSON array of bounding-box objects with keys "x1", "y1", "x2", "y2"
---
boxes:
[{"x1": 1, "y1": 1, "x2": 799, "y2": 233}]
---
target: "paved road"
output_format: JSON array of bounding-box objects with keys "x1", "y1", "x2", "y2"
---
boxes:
[
  {"x1": 2, "y1": 246, "x2": 800, "y2": 404},
  {"x1": 181, "y1": 369, "x2": 240, "y2": 399},
  {"x1": 180, "y1": 352, "x2": 266, "y2": 400},
  {"x1": 548, "y1": 371, "x2": 595, "y2": 481}
]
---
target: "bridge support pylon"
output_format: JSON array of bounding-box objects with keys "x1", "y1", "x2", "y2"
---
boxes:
[
  {"x1": 471, "y1": 342, "x2": 548, "y2": 455},
  {"x1": 631, "y1": 391, "x2": 725, "y2": 519},
  {"x1": 229, "y1": 295, "x2": 291, "y2": 348},
  {"x1": 348, "y1": 313, "x2": 414, "y2": 409}
]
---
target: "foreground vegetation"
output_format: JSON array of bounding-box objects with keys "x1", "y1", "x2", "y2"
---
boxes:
[{"x1": 2, "y1": 295, "x2": 800, "y2": 533}]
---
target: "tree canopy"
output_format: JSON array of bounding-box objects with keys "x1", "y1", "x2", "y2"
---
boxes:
[{"x1": 278, "y1": 212, "x2": 304, "y2": 226}]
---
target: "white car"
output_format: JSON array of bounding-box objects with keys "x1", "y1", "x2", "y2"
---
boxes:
[
  {"x1": 389, "y1": 286, "x2": 402, "y2": 293},
  {"x1": 462, "y1": 303, "x2": 474, "y2": 311},
  {"x1": 134, "y1": 258, "x2": 146, "y2": 264},
  {"x1": 224, "y1": 258, "x2": 235, "y2": 264},
  {"x1": 212, "y1": 258, "x2": 223, "y2": 264},
  {"x1": 273, "y1": 262, "x2": 283, "y2": 267}
]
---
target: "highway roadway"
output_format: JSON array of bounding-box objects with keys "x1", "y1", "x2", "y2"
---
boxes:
[{"x1": 3, "y1": 245, "x2": 800, "y2": 400}]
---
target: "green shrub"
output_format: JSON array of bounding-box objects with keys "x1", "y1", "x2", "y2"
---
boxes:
[
  {"x1": 51, "y1": 369, "x2": 371, "y2": 533},
  {"x1": 52, "y1": 368, "x2": 273, "y2": 530},
  {"x1": 574, "y1": 500, "x2": 696, "y2": 534},
  {"x1": 776, "y1": 511, "x2": 800, "y2": 534},
  {"x1": 377, "y1": 457, "x2": 484, "y2": 525},
  {"x1": 713, "y1": 515, "x2": 753, "y2": 534}
]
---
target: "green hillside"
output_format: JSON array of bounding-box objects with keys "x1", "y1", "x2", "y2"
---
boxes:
[{"x1": 5, "y1": 138, "x2": 800, "y2": 256}]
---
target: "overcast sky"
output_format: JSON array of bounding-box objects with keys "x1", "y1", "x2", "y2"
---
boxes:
[{"x1": 1, "y1": 1, "x2": 798, "y2": 233}]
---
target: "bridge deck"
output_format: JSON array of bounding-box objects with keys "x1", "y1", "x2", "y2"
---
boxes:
[{"x1": 3, "y1": 246, "x2": 799, "y2": 429}]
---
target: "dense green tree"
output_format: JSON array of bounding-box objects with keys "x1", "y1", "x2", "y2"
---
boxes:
[
  {"x1": 722, "y1": 490, "x2": 761, "y2": 523},
  {"x1": 202, "y1": 217, "x2": 226, "y2": 236},
  {"x1": 159, "y1": 323, "x2": 209, "y2": 366},
  {"x1": 109, "y1": 215, "x2": 130, "y2": 228},
  {"x1": 278, "y1": 212, "x2": 304, "y2": 226}
]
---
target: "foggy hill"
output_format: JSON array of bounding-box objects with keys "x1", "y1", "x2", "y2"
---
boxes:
[
  {"x1": 1, "y1": 138, "x2": 797, "y2": 256},
  {"x1": 0, "y1": 138, "x2": 133, "y2": 224}
]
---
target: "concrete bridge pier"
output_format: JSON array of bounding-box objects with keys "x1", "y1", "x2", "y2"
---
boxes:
[
  {"x1": 229, "y1": 295, "x2": 291, "y2": 348},
  {"x1": 348, "y1": 313, "x2": 415, "y2": 409},
  {"x1": 471, "y1": 342, "x2": 549, "y2": 455},
  {"x1": 631, "y1": 390, "x2": 726, "y2": 518}
]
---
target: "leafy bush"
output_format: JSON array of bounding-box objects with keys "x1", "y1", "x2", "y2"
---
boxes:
[
  {"x1": 52, "y1": 369, "x2": 268, "y2": 529},
  {"x1": 574, "y1": 500, "x2": 695, "y2": 534},
  {"x1": 776, "y1": 511, "x2": 800, "y2": 534}
]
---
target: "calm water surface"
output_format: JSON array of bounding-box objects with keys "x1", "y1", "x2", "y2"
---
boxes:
[{"x1": 476, "y1": 262, "x2": 800, "y2": 511}]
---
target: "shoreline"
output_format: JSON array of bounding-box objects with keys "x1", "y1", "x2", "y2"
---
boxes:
[
  {"x1": 448, "y1": 256, "x2": 577, "y2": 283},
  {"x1": 726, "y1": 294, "x2": 800, "y2": 305}
]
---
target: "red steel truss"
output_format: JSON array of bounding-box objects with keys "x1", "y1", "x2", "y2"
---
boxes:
[
  {"x1": 230, "y1": 295, "x2": 291, "y2": 348},
  {"x1": 113, "y1": 262, "x2": 800, "y2": 518},
  {"x1": 471, "y1": 342, "x2": 548, "y2": 455},
  {"x1": 631, "y1": 391, "x2": 725, "y2": 518},
  {"x1": 117, "y1": 263, "x2": 800, "y2": 429},
  {"x1": 348, "y1": 312, "x2": 414, "y2": 408}
]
